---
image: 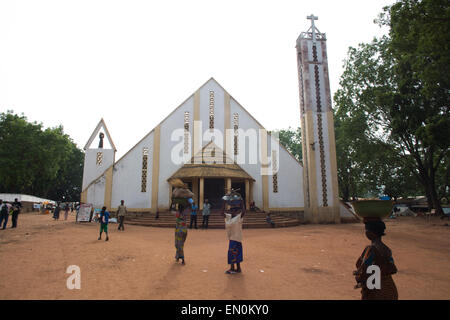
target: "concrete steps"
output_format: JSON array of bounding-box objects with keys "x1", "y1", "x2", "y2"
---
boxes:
[{"x1": 124, "y1": 211, "x2": 301, "y2": 229}]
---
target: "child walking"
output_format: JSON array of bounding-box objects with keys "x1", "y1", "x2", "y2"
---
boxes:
[{"x1": 98, "y1": 206, "x2": 110, "y2": 241}]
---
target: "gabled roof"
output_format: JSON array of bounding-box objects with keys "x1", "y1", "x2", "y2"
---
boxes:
[
  {"x1": 113, "y1": 77, "x2": 303, "y2": 167},
  {"x1": 82, "y1": 78, "x2": 302, "y2": 193},
  {"x1": 83, "y1": 118, "x2": 117, "y2": 151}
]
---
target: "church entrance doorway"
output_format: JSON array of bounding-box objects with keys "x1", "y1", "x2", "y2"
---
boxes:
[{"x1": 204, "y1": 178, "x2": 224, "y2": 209}]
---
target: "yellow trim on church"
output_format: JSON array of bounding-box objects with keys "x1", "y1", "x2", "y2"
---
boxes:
[
  {"x1": 224, "y1": 92, "x2": 231, "y2": 163},
  {"x1": 327, "y1": 111, "x2": 341, "y2": 223},
  {"x1": 103, "y1": 166, "x2": 113, "y2": 210},
  {"x1": 305, "y1": 110, "x2": 318, "y2": 223},
  {"x1": 259, "y1": 129, "x2": 269, "y2": 212},
  {"x1": 151, "y1": 125, "x2": 161, "y2": 214}
]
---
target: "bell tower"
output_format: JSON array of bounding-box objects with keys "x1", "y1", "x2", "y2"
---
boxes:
[
  {"x1": 80, "y1": 118, "x2": 116, "y2": 209},
  {"x1": 296, "y1": 15, "x2": 340, "y2": 223}
]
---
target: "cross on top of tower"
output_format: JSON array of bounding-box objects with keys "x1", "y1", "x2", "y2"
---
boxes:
[{"x1": 307, "y1": 14, "x2": 319, "y2": 42}]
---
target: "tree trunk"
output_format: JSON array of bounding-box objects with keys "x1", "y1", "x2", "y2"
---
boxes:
[
  {"x1": 342, "y1": 184, "x2": 350, "y2": 202},
  {"x1": 420, "y1": 171, "x2": 444, "y2": 216},
  {"x1": 429, "y1": 180, "x2": 444, "y2": 216}
]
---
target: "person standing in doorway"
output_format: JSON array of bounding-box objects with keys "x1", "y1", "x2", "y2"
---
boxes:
[
  {"x1": 189, "y1": 201, "x2": 198, "y2": 229},
  {"x1": 11, "y1": 198, "x2": 22, "y2": 228},
  {"x1": 202, "y1": 199, "x2": 211, "y2": 229},
  {"x1": 116, "y1": 200, "x2": 127, "y2": 231},
  {"x1": 0, "y1": 200, "x2": 9, "y2": 230},
  {"x1": 98, "y1": 206, "x2": 110, "y2": 241}
]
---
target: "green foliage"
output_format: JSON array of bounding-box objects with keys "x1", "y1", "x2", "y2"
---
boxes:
[
  {"x1": 272, "y1": 127, "x2": 302, "y2": 161},
  {"x1": 333, "y1": 0, "x2": 449, "y2": 211},
  {"x1": 0, "y1": 111, "x2": 84, "y2": 202}
]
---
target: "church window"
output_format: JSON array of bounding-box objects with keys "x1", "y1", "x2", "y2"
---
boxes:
[
  {"x1": 233, "y1": 113, "x2": 239, "y2": 155},
  {"x1": 209, "y1": 91, "x2": 214, "y2": 129},
  {"x1": 273, "y1": 173, "x2": 278, "y2": 193},
  {"x1": 184, "y1": 112, "x2": 190, "y2": 154},
  {"x1": 141, "y1": 148, "x2": 148, "y2": 192},
  {"x1": 96, "y1": 152, "x2": 103, "y2": 166},
  {"x1": 272, "y1": 150, "x2": 278, "y2": 193}
]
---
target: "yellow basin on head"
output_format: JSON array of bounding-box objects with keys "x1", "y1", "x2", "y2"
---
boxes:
[{"x1": 351, "y1": 200, "x2": 394, "y2": 219}]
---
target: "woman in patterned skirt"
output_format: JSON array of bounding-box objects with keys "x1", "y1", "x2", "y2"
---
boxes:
[
  {"x1": 170, "y1": 179, "x2": 194, "y2": 266},
  {"x1": 173, "y1": 198, "x2": 192, "y2": 265},
  {"x1": 354, "y1": 219, "x2": 399, "y2": 300}
]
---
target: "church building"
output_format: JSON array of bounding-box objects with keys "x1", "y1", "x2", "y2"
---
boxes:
[{"x1": 80, "y1": 16, "x2": 346, "y2": 223}]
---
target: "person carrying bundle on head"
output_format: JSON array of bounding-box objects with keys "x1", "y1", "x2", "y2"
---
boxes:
[
  {"x1": 170, "y1": 179, "x2": 194, "y2": 265},
  {"x1": 220, "y1": 188, "x2": 246, "y2": 274}
]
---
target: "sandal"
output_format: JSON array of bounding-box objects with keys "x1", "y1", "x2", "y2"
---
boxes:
[{"x1": 225, "y1": 270, "x2": 237, "y2": 274}]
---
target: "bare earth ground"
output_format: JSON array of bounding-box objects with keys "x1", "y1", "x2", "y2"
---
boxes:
[{"x1": 0, "y1": 212, "x2": 449, "y2": 300}]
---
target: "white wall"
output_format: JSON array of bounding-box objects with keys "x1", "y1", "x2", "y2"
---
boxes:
[
  {"x1": 229, "y1": 97, "x2": 264, "y2": 207},
  {"x1": 268, "y1": 135, "x2": 304, "y2": 208},
  {"x1": 86, "y1": 175, "x2": 106, "y2": 209},
  {"x1": 230, "y1": 93, "x2": 304, "y2": 209},
  {"x1": 111, "y1": 131, "x2": 154, "y2": 209},
  {"x1": 82, "y1": 148, "x2": 114, "y2": 191},
  {"x1": 158, "y1": 95, "x2": 194, "y2": 207},
  {"x1": 198, "y1": 80, "x2": 225, "y2": 150}
]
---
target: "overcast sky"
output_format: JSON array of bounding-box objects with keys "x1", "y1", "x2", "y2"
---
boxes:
[{"x1": 0, "y1": 0, "x2": 393, "y2": 159}]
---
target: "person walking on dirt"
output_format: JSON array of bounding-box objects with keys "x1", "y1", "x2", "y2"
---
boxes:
[
  {"x1": 53, "y1": 203, "x2": 61, "y2": 220},
  {"x1": 64, "y1": 203, "x2": 70, "y2": 220},
  {"x1": 116, "y1": 200, "x2": 127, "y2": 231},
  {"x1": 0, "y1": 200, "x2": 9, "y2": 230},
  {"x1": 221, "y1": 189, "x2": 246, "y2": 274},
  {"x1": 354, "y1": 220, "x2": 398, "y2": 300},
  {"x1": 98, "y1": 206, "x2": 110, "y2": 241},
  {"x1": 170, "y1": 178, "x2": 194, "y2": 265},
  {"x1": 11, "y1": 198, "x2": 22, "y2": 228}
]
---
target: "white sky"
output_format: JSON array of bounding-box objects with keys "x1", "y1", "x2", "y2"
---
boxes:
[{"x1": 0, "y1": 0, "x2": 392, "y2": 159}]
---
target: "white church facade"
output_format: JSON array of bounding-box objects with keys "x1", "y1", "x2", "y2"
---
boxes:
[
  {"x1": 81, "y1": 16, "x2": 346, "y2": 223},
  {"x1": 81, "y1": 77, "x2": 305, "y2": 213}
]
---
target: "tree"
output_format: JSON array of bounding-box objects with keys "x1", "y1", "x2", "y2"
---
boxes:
[
  {"x1": 334, "y1": 0, "x2": 449, "y2": 213},
  {"x1": 0, "y1": 111, "x2": 84, "y2": 202},
  {"x1": 272, "y1": 127, "x2": 302, "y2": 161},
  {"x1": 46, "y1": 140, "x2": 84, "y2": 202},
  {"x1": 333, "y1": 104, "x2": 382, "y2": 201}
]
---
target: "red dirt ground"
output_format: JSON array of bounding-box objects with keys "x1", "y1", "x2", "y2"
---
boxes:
[{"x1": 0, "y1": 212, "x2": 449, "y2": 300}]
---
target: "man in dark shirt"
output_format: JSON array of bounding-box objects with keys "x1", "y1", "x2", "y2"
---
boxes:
[
  {"x1": 0, "y1": 200, "x2": 9, "y2": 230},
  {"x1": 11, "y1": 198, "x2": 22, "y2": 228}
]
